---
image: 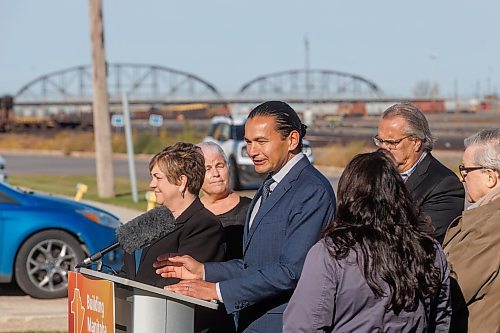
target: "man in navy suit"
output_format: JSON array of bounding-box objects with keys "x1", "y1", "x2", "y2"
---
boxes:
[{"x1": 155, "y1": 101, "x2": 336, "y2": 332}]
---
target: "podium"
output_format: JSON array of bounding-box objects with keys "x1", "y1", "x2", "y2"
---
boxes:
[{"x1": 69, "y1": 267, "x2": 218, "y2": 333}]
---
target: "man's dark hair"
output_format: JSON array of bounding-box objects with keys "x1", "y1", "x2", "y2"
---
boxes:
[
  {"x1": 323, "y1": 150, "x2": 440, "y2": 314},
  {"x1": 248, "y1": 101, "x2": 307, "y2": 151}
]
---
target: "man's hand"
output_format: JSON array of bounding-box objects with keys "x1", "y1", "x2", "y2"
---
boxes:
[
  {"x1": 165, "y1": 280, "x2": 218, "y2": 301},
  {"x1": 153, "y1": 254, "x2": 204, "y2": 280}
]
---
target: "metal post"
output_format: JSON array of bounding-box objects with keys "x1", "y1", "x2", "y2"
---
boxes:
[
  {"x1": 122, "y1": 92, "x2": 138, "y2": 203},
  {"x1": 305, "y1": 35, "x2": 310, "y2": 102},
  {"x1": 304, "y1": 35, "x2": 313, "y2": 126}
]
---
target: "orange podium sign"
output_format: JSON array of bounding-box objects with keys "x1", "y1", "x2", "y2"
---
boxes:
[{"x1": 68, "y1": 271, "x2": 115, "y2": 333}]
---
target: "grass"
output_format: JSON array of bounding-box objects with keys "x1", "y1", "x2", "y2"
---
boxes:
[
  {"x1": 314, "y1": 141, "x2": 369, "y2": 168},
  {"x1": 8, "y1": 174, "x2": 150, "y2": 212},
  {"x1": 0, "y1": 126, "x2": 205, "y2": 156}
]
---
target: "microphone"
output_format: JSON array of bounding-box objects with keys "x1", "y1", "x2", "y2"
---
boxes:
[{"x1": 76, "y1": 205, "x2": 176, "y2": 268}]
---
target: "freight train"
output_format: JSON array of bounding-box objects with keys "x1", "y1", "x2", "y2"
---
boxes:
[
  {"x1": 0, "y1": 95, "x2": 218, "y2": 132},
  {"x1": 0, "y1": 95, "x2": 55, "y2": 131},
  {"x1": 0, "y1": 94, "x2": 494, "y2": 132}
]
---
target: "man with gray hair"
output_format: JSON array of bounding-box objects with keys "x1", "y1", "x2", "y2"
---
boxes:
[
  {"x1": 375, "y1": 102, "x2": 464, "y2": 243},
  {"x1": 443, "y1": 127, "x2": 500, "y2": 332}
]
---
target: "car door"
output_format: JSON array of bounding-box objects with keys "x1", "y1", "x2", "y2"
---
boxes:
[{"x1": 0, "y1": 188, "x2": 22, "y2": 281}]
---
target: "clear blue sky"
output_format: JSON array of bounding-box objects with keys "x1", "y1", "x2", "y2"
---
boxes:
[{"x1": 1, "y1": 0, "x2": 498, "y2": 98}]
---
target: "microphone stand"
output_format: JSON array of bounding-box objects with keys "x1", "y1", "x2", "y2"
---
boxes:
[{"x1": 75, "y1": 242, "x2": 120, "y2": 269}]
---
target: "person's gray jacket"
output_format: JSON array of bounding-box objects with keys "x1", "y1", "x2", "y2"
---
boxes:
[{"x1": 283, "y1": 238, "x2": 451, "y2": 333}]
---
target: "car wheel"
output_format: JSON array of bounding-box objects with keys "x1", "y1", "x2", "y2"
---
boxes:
[
  {"x1": 14, "y1": 230, "x2": 85, "y2": 299},
  {"x1": 229, "y1": 158, "x2": 242, "y2": 191}
]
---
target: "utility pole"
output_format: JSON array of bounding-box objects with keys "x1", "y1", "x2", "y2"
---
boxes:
[
  {"x1": 303, "y1": 35, "x2": 313, "y2": 126},
  {"x1": 304, "y1": 35, "x2": 310, "y2": 101},
  {"x1": 88, "y1": 0, "x2": 115, "y2": 198},
  {"x1": 429, "y1": 54, "x2": 438, "y2": 112}
]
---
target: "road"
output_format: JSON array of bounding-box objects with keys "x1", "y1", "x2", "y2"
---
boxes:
[
  {"x1": 0, "y1": 283, "x2": 67, "y2": 332},
  {"x1": 2, "y1": 151, "x2": 152, "y2": 181}
]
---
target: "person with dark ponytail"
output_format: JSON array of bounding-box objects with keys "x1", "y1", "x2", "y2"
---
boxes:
[{"x1": 283, "y1": 150, "x2": 451, "y2": 332}]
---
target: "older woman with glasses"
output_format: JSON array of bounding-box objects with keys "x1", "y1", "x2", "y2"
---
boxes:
[{"x1": 443, "y1": 127, "x2": 500, "y2": 332}]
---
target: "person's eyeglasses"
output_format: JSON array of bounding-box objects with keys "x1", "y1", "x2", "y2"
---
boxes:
[
  {"x1": 373, "y1": 135, "x2": 413, "y2": 148},
  {"x1": 458, "y1": 164, "x2": 487, "y2": 180}
]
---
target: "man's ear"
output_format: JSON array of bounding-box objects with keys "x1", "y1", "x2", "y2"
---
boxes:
[
  {"x1": 288, "y1": 130, "x2": 300, "y2": 151},
  {"x1": 486, "y1": 170, "x2": 499, "y2": 189},
  {"x1": 413, "y1": 137, "x2": 423, "y2": 152}
]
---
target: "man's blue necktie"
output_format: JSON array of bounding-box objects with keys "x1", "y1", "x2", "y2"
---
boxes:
[{"x1": 261, "y1": 176, "x2": 275, "y2": 202}]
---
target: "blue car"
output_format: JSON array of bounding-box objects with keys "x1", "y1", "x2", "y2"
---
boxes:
[{"x1": 0, "y1": 182, "x2": 123, "y2": 298}]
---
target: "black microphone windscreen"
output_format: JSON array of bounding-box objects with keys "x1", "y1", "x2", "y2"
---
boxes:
[{"x1": 116, "y1": 205, "x2": 176, "y2": 254}]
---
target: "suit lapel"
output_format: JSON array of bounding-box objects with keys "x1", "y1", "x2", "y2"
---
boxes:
[
  {"x1": 243, "y1": 188, "x2": 262, "y2": 245},
  {"x1": 405, "y1": 153, "x2": 432, "y2": 192},
  {"x1": 244, "y1": 181, "x2": 292, "y2": 252}
]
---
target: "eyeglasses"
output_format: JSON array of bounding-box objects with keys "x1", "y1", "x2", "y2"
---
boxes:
[
  {"x1": 373, "y1": 135, "x2": 413, "y2": 149},
  {"x1": 458, "y1": 164, "x2": 488, "y2": 179}
]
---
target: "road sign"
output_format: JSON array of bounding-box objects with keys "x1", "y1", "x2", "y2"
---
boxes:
[
  {"x1": 111, "y1": 114, "x2": 124, "y2": 127},
  {"x1": 149, "y1": 114, "x2": 163, "y2": 127}
]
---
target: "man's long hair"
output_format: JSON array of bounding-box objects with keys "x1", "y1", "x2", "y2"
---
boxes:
[
  {"x1": 248, "y1": 101, "x2": 307, "y2": 151},
  {"x1": 323, "y1": 150, "x2": 440, "y2": 314}
]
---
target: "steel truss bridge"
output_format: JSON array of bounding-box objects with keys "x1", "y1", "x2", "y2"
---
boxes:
[{"x1": 14, "y1": 64, "x2": 384, "y2": 107}]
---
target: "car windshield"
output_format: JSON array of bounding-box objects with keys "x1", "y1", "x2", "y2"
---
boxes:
[{"x1": 234, "y1": 125, "x2": 245, "y2": 140}]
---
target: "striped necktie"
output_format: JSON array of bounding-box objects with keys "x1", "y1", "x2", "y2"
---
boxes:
[{"x1": 261, "y1": 176, "x2": 275, "y2": 202}]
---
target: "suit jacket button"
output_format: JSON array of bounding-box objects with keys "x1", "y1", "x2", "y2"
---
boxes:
[{"x1": 243, "y1": 263, "x2": 248, "y2": 269}]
